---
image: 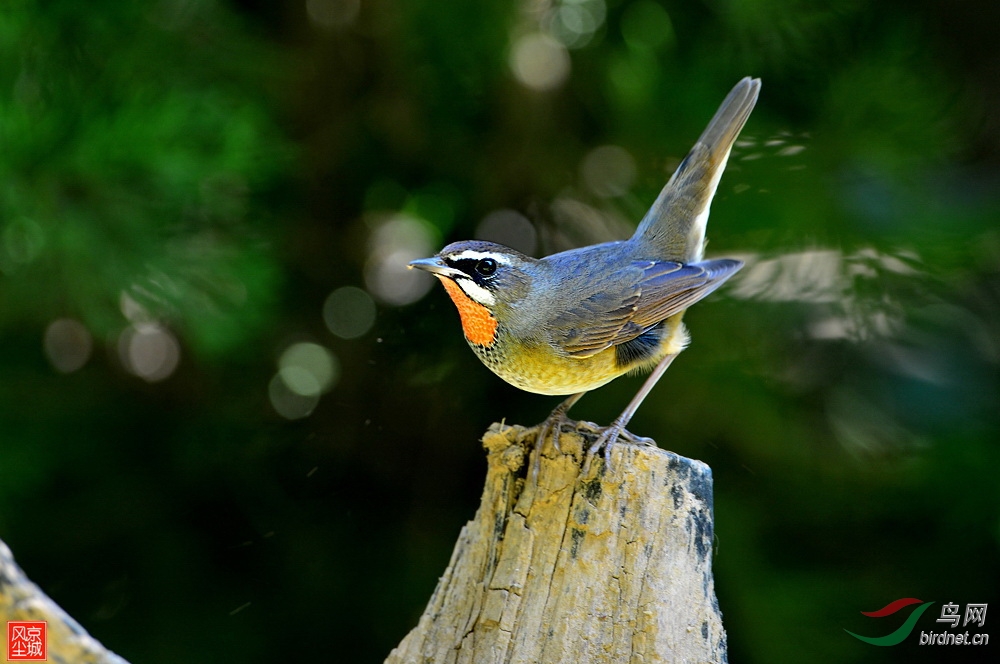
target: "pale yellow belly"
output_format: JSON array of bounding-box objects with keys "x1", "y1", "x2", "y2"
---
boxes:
[
  {"x1": 477, "y1": 343, "x2": 626, "y2": 395},
  {"x1": 469, "y1": 317, "x2": 689, "y2": 396}
]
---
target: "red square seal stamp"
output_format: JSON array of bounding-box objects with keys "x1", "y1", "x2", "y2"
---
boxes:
[{"x1": 6, "y1": 621, "x2": 47, "y2": 661}]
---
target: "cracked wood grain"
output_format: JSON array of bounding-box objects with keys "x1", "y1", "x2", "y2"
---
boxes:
[{"x1": 386, "y1": 421, "x2": 727, "y2": 664}]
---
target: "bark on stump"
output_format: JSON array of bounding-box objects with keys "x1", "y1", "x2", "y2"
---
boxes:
[
  {"x1": 386, "y1": 421, "x2": 727, "y2": 664},
  {"x1": 0, "y1": 538, "x2": 131, "y2": 664}
]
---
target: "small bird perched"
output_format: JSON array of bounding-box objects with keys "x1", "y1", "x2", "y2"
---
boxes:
[{"x1": 410, "y1": 77, "x2": 760, "y2": 469}]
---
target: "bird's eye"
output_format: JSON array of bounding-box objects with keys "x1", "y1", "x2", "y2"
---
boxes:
[{"x1": 475, "y1": 258, "x2": 498, "y2": 277}]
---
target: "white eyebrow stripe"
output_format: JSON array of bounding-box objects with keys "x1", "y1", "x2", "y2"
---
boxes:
[
  {"x1": 456, "y1": 278, "x2": 496, "y2": 306},
  {"x1": 445, "y1": 250, "x2": 511, "y2": 265}
]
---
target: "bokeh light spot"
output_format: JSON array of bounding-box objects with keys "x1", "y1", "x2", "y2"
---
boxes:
[
  {"x1": 279, "y1": 365, "x2": 322, "y2": 397},
  {"x1": 405, "y1": 184, "x2": 461, "y2": 237},
  {"x1": 729, "y1": 250, "x2": 844, "y2": 303},
  {"x1": 546, "y1": 0, "x2": 607, "y2": 49},
  {"x1": 120, "y1": 291, "x2": 151, "y2": 324},
  {"x1": 324, "y1": 286, "x2": 376, "y2": 340},
  {"x1": 269, "y1": 373, "x2": 320, "y2": 420},
  {"x1": 607, "y1": 48, "x2": 658, "y2": 108},
  {"x1": 620, "y1": 0, "x2": 675, "y2": 51},
  {"x1": 278, "y1": 341, "x2": 339, "y2": 396},
  {"x1": 365, "y1": 214, "x2": 438, "y2": 305},
  {"x1": 475, "y1": 209, "x2": 538, "y2": 256},
  {"x1": 510, "y1": 32, "x2": 571, "y2": 91},
  {"x1": 44, "y1": 318, "x2": 93, "y2": 373},
  {"x1": 581, "y1": 145, "x2": 637, "y2": 198},
  {"x1": 119, "y1": 324, "x2": 181, "y2": 382},
  {"x1": 0, "y1": 217, "x2": 45, "y2": 273},
  {"x1": 778, "y1": 144, "x2": 806, "y2": 156}
]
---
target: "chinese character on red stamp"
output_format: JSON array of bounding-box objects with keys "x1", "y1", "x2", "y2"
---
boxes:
[{"x1": 6, "y1": 621, "x2": 47, "y2": 661}]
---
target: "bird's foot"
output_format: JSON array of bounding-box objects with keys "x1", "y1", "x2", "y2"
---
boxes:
[
  {"x1": 576, "y1": 420, "x2": 655, "y2": 446},
  {"x1": 529, "y1": 393, "x2": 586, "y2": 481},
  {"x1": 619, "y1": 429, "x2": 656, "y2": 447},
  {"x1": 580, "y1": 422, "x2": 657, "y2": 475},
  {"x1": 530, "y1": 412, "x2": 570, "y2": 481},
  {"x1": 537, "y1": 413, "x2": 566, "y2": 455}
]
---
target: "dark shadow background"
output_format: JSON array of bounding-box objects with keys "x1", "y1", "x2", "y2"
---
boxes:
[{"x1": 1, "y1": 1, "x2": 997, "y2": 662}]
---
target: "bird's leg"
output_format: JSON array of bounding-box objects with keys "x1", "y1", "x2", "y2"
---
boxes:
[
  {"x1": 531, "y1": 391, "x2": 585, "y2": 480},
  {"x1": 541, "y1": 392, "x2": 585, "y2": 453},
  {"x1": 582, "y1": 352, "x2": 679, "y2": 474}
]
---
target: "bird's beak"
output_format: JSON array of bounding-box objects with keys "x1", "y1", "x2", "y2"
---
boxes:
[{"x1": 407, "y1": 257, "x2": 463, "y2": 279}]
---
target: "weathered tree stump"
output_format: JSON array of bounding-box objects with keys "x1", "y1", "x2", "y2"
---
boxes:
[
  {"x1": 386, "y1": 421, "x2": 727, "y2": 664},
  {"x1": 0, "y1": 538, "x2": 131, "y2": 664}
]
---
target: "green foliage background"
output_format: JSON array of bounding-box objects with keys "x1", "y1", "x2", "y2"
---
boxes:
[{"x1": 1, "y1": 0, "x2": 997, "y2": 662}]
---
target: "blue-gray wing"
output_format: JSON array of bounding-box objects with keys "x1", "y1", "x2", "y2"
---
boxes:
[{"x1": 552, "y1": 258, "x2": 743, "y2": 357}]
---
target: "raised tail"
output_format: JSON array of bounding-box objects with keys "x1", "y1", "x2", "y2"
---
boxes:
[{"x1": 634, "y1": 77, "x2": 761, "y2": 263}]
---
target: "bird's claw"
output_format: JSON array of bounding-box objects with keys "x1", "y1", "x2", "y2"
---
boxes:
[
  {"x1": 580, "y1": 424, "x2": 656, "y2": 475},
  {"x1": 534, "y1": 408, "x2": 658, "y2": 478},
  {"x1": 547, "y1": 416, "x2": 566, "y2": 455},
  {"x1": 580, "y1": 423, "x2": 620, "y2": 475},
  {"x1": 530, "y1": 393, "x2": 587, "y2": 482},
  {"x1": 620, "y1": 430, "x2": 656, "y2": 447},
  {"x1": 530, "y1": 412, "x2": 570, "y2": 481}
]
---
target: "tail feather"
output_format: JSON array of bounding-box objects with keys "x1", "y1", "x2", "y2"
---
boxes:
[{"x1": 634, "y1": 77, "x2": 761, "y2": 263}]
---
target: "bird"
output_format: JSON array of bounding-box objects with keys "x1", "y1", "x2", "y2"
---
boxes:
[{"x1": 409, "y1": 77, "x2": 760, "y2": 472}]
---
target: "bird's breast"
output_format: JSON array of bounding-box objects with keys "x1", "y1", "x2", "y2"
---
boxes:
[{"x1": 468, "y1": 335, "x2": 623, "y2": 395}]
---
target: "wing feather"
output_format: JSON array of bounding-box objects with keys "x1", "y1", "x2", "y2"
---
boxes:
[{"x1": 552, "y1": 258, "x2": 742, "y2": 357}]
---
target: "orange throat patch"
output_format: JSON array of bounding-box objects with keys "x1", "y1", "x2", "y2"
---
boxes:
[{"x1": 439, "y1": 277, "x2": 498, "y2": 347}]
